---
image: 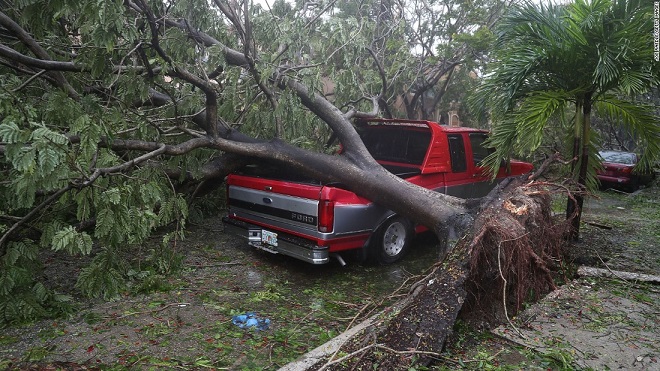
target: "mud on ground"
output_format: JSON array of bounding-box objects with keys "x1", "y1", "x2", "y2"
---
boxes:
[{"x1": 500, "y1": 184, "x2": 659, "y2": 370}]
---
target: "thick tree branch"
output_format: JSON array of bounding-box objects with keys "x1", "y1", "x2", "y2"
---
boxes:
[
  {"x1": 212, "y1": 0, "x2": 246, "y2": 42},
  {"x1": 160, "y1": 18, "x2": 249, "y2": 67},
  {"x1": 280, "y1": 76, "x2": 375, "y2": 165},
  {"x1": 0, "y1": 11, "x2": 78, "y2": 98},
  {"x1": 343, "y1": 96, "x2": 380, "y2": 119},
  {"x1": 0, "y1": 44, "x2": 81, "y2": 72},
  {"x1": 366, "y1": 47, "x2": 393, "y2": 118}
]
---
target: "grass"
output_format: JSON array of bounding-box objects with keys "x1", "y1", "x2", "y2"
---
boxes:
[{"x1": 48, "y1": 258, "x2": 405, "y2": 370}]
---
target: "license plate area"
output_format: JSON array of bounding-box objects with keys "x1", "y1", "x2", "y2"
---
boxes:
[{"x1": 248, "y1": 228, "x2": 278, "y2": 247}]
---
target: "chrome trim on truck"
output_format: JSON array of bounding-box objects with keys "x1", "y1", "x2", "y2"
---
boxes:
[
  {"x1": 228, "y1": 185, "x2": 394, "y2": 240},
  {"x1": 228, "y1": 186, "x2": 320, "y2": 232},
  {"x1": 222, "y1": 217, "x2": 330, "y2": 264}
]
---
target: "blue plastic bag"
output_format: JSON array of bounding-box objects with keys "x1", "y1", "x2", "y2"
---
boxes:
[{"x1": 232, "y1": 312, "x2": 271, "y2": 331}]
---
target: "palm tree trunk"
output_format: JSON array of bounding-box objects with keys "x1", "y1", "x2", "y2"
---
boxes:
[
  {"x1": 575, "y1": 97, "x2": 592, "y2": 236},
  {"x1": 567, "y1": 95, "x2": 592, "y2": 240},
  {"x1": 566, "y1": 100, "x2": 583, "y2": 239}
]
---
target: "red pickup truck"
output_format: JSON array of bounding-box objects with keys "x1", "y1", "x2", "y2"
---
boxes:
[{"x1": 222, "y1": 119, "x2": 533, "y2": 265}]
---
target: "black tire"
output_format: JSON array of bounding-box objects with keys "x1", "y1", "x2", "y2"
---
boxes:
[{"x1": 369, "y1": 217, "x2": 412, "y2": 264}]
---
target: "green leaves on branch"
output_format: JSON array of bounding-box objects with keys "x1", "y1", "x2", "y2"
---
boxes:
[
  {"x1": 0, "y1": 118, "x2": 70, "y2": 209},
  {"x1": 52, "y1": 227, "x2": 93, "y2": 255},
  {"x1": 0, "y1": 90, "x2": 190, "y2": 324},
  {"x1": 76, "y1": 249, "x2": 126, "y2": 300},
  {"x1": 0, "y1": 122, "x2": 25, "y2": 144},
  {"x1": 0, "y1": 122, "x2": 67, "y2": 175},
  {"x1": 2, "y1": 241, "x2": 38, "y2": 268},
  {"x1": 0, "y1": 241, "x2": 73, "y2": 325}
]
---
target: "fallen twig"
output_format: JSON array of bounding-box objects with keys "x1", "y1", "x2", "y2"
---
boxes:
[
  {"x1": 584, "y1": 221, "x2": 612, "y2": 230},
  {"x1": 317, "y1": 343, "x2": 450, "y2": 371},
  {"x1": 577, "y1": 266, "x2": 660, "y2": 284},
  {"x1": 192, "y1": 262, "x2": 243, "y2": 268},
  {"x1": 317, "y1": 344, "x2": 375, "y2": 371},
  {"x1": 105, "y1": 302, "x2": 192, "y2": 321}
]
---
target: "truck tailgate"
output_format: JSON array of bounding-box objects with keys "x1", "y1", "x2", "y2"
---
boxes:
[{"x1": 226, "y1": 174, "x2": 323, "y2": 236}]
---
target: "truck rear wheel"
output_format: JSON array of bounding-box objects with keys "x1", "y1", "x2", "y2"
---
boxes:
[{"x1": 370, "y1": 217, "x2": 412, "y2": 264}]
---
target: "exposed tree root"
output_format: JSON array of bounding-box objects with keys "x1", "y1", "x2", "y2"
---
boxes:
[
  {"x1": 309, "y1": 179, "x2": 573, "y2": 370},
  {"x1": 464, "y1": 184, "x2": 570, "y2": 320}
]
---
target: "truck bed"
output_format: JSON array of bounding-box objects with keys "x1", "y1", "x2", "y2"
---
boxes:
[{"x1": 236, "y1": 161, "x2": 421, "y2": 185}]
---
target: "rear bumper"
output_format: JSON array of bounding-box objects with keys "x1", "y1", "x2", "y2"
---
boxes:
[
  {"x1": 222, "y1": 217, "x2": 330, "y2": 264},
  {"x1": 597, "y1": 174, "x2": 632, "y2": 184}
]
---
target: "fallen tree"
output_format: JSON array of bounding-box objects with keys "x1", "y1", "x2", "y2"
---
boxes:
[
  {"x1": 293, "y1": 166, "x2": 574, "y2": 370},
  {"x1": 0, "y1": 3, "x2": 580, "y2": 370}
]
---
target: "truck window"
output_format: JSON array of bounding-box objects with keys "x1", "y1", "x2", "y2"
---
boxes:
[
  {"x1": 359, "y1": 126, "x2": 431, "y2": 165},
  {"x1": 469, "y1": 133, "x2": 494, "y2": 166},
  {"x1": 447, "y1": 134, "x2": 467, "y2": 172}
]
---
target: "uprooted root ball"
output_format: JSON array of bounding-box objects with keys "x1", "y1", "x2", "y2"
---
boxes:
[{"x1": 465, "y1": 185, "x2": 571, "y2": 321}]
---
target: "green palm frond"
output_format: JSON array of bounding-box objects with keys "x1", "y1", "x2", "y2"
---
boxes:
[
  {"x1": 475, "y1": 0, "x2": 659, "y2": 182},
  {"x1": 593, "y1": 42, "x2": 621, "y2": 88},
  {"x1": 513, "y1": 91, "x2": 569, "y2": 153},
  {"x1": 481, "y1": 115, "x2": 518, "y2": 177},
  {"x1": 496, "y1": 1, "x2": 565, "y2": 47},
  {"x1": 567, "y1": 0, "x2": 610, "y2": 32},
  {"x1": 616, "y1": 69, "x2": 657, "y2": 96}
]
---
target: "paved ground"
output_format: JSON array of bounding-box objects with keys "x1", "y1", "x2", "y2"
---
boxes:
[{"x1": 494, "y1": 279, "x2": 659, "y2": 370}]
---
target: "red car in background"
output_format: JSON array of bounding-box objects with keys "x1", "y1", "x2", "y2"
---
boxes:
[{"x1": 597, "y1": 150, "x2": 654, "y2": 192}]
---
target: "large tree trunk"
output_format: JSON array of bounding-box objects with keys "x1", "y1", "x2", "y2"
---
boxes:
[
  {"x1": 257, "y1": 139, "x2": 470, "y2": 237},
  {"x1": 305, "y1": 175, "x2": 570, "y2": 370},
  {"x1": 566, "y1": 101, "x2": 583, "y2": 239}
]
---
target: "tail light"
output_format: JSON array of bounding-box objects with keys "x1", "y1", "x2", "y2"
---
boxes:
[{"x1": 318, "y1": 200, "x2": 335, "y2": 233}]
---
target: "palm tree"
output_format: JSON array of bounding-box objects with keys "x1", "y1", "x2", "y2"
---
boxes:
[{"x1": 473, "y1": 0, "x2": 660, "y2": 239}]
